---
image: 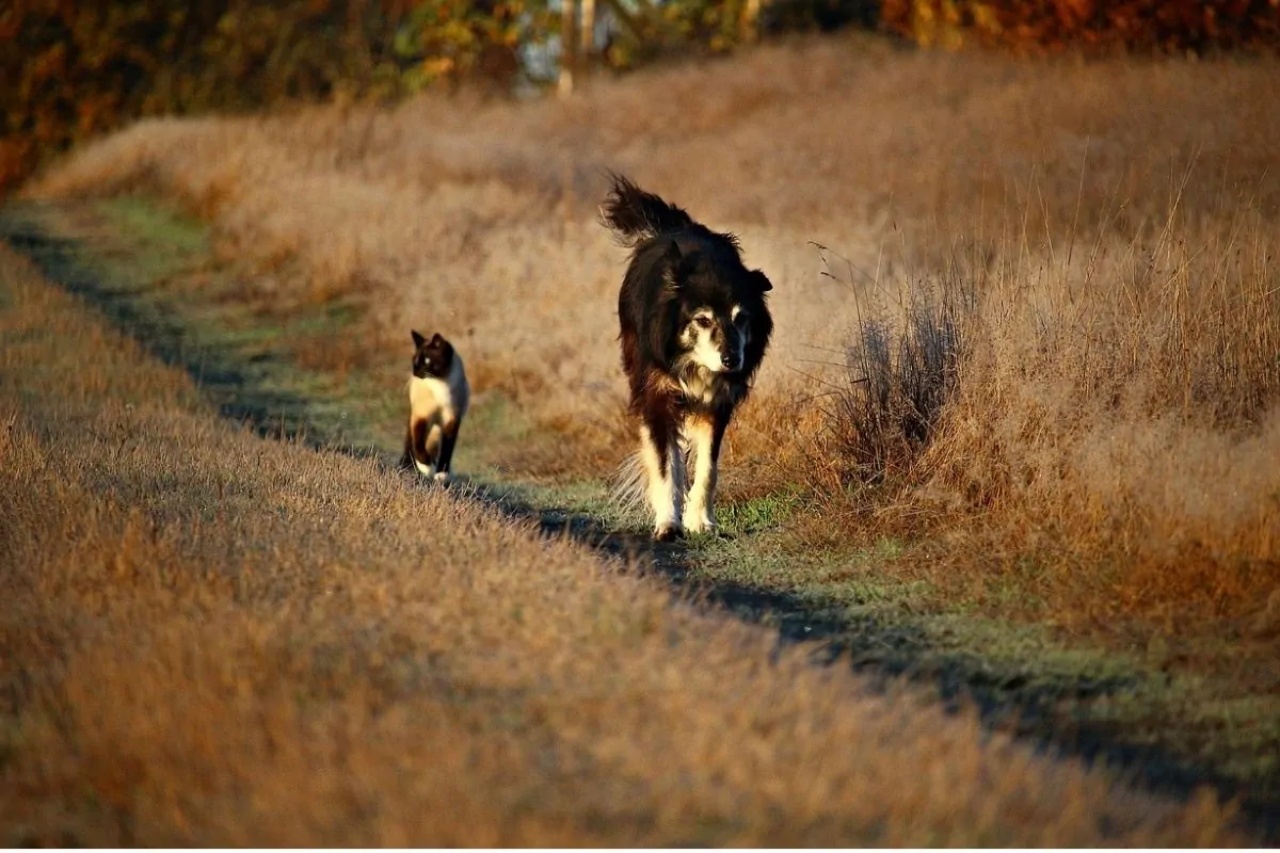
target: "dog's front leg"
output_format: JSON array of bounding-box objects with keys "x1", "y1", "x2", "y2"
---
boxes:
[
  {"x1": 682, "y1": 414, "x2": 718, "y2": 534},
  {"x1": 639, "y1": 422, "x2": 685, "y2": 541}
]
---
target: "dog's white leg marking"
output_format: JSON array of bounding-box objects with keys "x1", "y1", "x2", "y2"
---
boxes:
[
  {"x1": 640, "y1": 423, "x2": 682, "y2": 538},
  {"x1": 682, "y1": 416, "x2": 717, "y2": 534}
]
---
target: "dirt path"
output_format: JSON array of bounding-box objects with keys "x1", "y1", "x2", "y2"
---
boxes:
[{"x1": 0, "y1": 201, "x2": 1269, "y2": 845}]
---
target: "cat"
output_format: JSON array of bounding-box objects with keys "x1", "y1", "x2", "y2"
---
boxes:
[{"x1": 402, "y1": 330, "x2": 469, "y2": 482}]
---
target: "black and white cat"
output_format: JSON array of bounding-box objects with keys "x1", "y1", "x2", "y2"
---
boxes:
[{"x1": 402, "y1": 330, "x2": 469, "y2": 482}]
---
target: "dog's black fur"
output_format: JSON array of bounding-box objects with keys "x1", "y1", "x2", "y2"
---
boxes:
[{"x1": 601, "y1": 173, "x2": 774, "y2": 540}]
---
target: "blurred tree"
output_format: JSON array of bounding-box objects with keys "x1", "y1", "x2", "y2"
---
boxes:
[{"x1": 393, "y1": 0, "x2": 551, "y2": 91}]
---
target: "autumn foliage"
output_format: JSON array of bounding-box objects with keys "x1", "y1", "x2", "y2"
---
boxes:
[
  {"x1": 0, "y1": 0, "x2": 542, "y2": 194},
  {"x1": 882, "y1": 0, "x2": 1280, "y2": 53},
  {"x1": 5, "y1": 0, "x2": 1280, "y2": 196}
]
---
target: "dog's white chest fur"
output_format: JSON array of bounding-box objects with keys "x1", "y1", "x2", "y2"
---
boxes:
[{"x1": 680, "y1": 368, "x2": 719, "y2": 407}]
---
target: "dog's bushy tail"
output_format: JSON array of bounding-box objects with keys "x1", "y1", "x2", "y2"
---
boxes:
[
  {"x1": 609, "y1": 449, "x2": 649, "y2": 517},
  {"x1": 599, "y1": 172, "x2": 694, "y2": 246}
]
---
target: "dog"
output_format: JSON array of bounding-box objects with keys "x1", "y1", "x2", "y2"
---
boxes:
[
  {"x1": 402, "y1": 330, "x2": 469, "y2": 482},
  {"x1": 600, "y1": 174, "x2": 774, "y2": 540}
]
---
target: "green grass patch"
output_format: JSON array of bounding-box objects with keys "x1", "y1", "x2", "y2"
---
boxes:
[
  {"x1": 715, "y1": 486, "x2": 803, "y2": 536},
  {"x1": 98, "y1": 195, "x2": 208, "y2": 257},
  {"x1": 0, "y1": 198, "x2": 399, "y2": 456}
]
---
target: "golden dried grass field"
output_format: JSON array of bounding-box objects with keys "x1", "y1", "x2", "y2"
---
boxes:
[
  {"x1": 5, "y1": 28, "x2": 1280, "y2": 843},
  {"x1": 29, "y1": 30, "x2": 1280, "y2": 668},
  {"x1": 1, "y1": 241, "x2": 1252, "y2": 845}
]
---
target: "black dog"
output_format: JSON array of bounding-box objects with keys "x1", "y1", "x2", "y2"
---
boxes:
[{"x1": 600, "y1": 174, "x2": 774, "y2": 540}]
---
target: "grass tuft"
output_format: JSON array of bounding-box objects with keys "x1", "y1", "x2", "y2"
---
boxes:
[{"x1": 822, "y1": 250, "x2": 972, "y2": 486}]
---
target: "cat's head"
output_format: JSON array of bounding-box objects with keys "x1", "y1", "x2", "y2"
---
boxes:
[{"x1": 410, "y1": 330, "x2": 454, "y2": 379}]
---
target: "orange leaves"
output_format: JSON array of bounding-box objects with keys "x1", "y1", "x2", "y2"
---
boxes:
[
  {"x1": 2, "y1": 4, "x2": 178, "y2": 191},
  {"x1": 1053, "y1": 0, "x2": 1096, "y2": 28},
  {"x1": 393, "y1": 0, "x2": 549, "y2": 91},
  {"x1": 883, "y1": 0, "x2": 1280, "y2": 54},
  {"x1": 0, "y1": 137, "x2": 36, "y2": 194},
  {"x1": 25, "y1": 42, "x2": 67, "y2": 90}
]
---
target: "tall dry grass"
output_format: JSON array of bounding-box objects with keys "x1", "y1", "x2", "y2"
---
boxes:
[
  {"x1": 2, "y1": 244, "x2": 1255, "y2": 845},
  {"x1": 815, "y1": 170, "x2": 1280, "y2": 647},
  {"x1": 23, "y1": 31, "x2": 1280, "y2": 651}
]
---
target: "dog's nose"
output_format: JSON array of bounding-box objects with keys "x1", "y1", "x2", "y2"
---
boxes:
[{"x1": 721, "y1": 352, "x2": 738, "y2": 370}]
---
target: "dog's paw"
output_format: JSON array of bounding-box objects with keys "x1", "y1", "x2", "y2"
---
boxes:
[
  {"x1": 432, "y1": 471, "x2": 451, "y2": 484},
  {"x1": 683, "y1": 511, "x2": 717, "y2": 535},
  {"x1": 653, "y1": 523, "x2": 684, "y2": 542}
]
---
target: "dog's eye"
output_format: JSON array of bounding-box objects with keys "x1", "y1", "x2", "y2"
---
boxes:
[
  {"x1": 693, "y1": 315, "x2": 713, "y2": 330},
  {"x1": 734, "y1": 312, "x2": 750, "y2": 326}
]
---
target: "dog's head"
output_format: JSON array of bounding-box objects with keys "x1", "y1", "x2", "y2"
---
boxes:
[
  {"x1": 410, "y1": 330, "x2": 454, "y2": 379},
  {"x1": 660, "y1": 241, "x2": 774, "y2": 378}
]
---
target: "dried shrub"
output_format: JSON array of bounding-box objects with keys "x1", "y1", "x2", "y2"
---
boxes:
[{"x1": 823, "y1": 250, "x2": 973, "y2": 486}]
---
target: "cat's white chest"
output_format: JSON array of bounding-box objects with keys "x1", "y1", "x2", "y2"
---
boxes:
[{"x1": 409, "y1": 374, "x2": 457, "y2": 422}]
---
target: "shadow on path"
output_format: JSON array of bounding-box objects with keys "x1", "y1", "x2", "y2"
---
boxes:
[
  {"x1": 489, "y1": 485, "x2": 1277, "y2": 841},
  {"x1": 1, "y1": 206, "x2": 381, "y2": 458}
]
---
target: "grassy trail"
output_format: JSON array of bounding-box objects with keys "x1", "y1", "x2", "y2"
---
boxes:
[{"x1": 0, "y1": 196, "x2": 1272, "y2": 844}]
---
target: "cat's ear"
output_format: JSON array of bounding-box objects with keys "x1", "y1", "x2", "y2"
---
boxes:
[{"x1": 411, "y1": 330, "x2": 426, "y2": 348}]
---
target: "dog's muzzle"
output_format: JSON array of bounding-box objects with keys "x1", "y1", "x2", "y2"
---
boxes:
[{"x1": 720, "y1": 352, "x2": 741, "y2": 372}]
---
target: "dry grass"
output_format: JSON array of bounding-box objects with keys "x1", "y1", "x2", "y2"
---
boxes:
[
  {"x1": 22, "y1": 31, "x2": 1280, "y2": 681},
  {"x1": 810, "y1": 182, "x2": 1280, "y2": 647},
  {"x1": 1, "y1": 244, "x2": 1255, "y2": 845}
]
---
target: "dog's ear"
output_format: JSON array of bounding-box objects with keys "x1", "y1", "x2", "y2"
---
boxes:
[
  {"x1": 430, "y1": 332, "x2": 445, "y2": 345},
  {"x1": 748, "y1": 268, "x2": 773, "y2": 293},
  {"x1": 411, "y1": 329, "x2": 426, "y2": 348},
  {"x1": 660, "y1": 240, "x2": 684, "y2": 291}
]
